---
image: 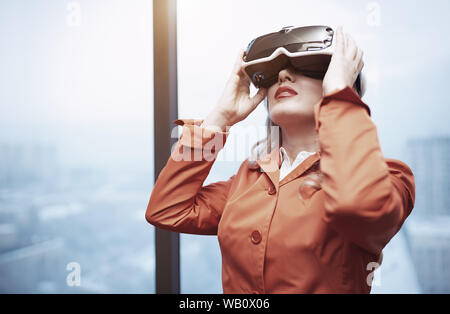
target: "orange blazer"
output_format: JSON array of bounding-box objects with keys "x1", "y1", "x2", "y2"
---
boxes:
[{"x1": 146, "y1": 86, "x2": 415, "y2": 294}]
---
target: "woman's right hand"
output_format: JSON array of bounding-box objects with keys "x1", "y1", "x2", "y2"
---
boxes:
[{"x1": 202, "y1": 48, "x2": 268, "y2": 131}]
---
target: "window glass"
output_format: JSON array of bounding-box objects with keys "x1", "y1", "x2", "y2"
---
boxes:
[
  {"x1": 178, "y1": 0, "x2": 450, "y2": 293},
  {"x1": 0, "y1": 0, "x2": 155, "y2": 293}
]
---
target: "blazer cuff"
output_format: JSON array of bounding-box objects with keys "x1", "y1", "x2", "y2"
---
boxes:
[
  {"x1": 172, "y1": 118, "x2": 230, "y2": 151},
  {"x1": 314, "y1": 86, "x2": 371, "y2": 132}
]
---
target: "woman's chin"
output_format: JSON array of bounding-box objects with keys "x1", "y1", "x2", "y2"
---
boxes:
[
  {"x1": 270, "y1": 106, "x2": 315, "y2": 126},
  {"x1": 270, "y1": 103, "x2": 309, "y2": 117}
]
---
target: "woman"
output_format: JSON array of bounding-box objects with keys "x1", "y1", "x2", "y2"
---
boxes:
[{"x1": 145, "y1": 26, "x2": 415, "y2": 293}]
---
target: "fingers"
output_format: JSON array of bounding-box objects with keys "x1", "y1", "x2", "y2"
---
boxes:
[
  {"x1": 249, "y1": 88, "x2": 267, "y2": 110},
  {"x1": 355, "y1": 47, "x2": 363, "y2": 63},
  {"x1": 349, "y1": 38, "x2": 364, "y2": 76},
  {"x1": 345, "y1": 33, "x2": 358, "y2": 60},
  {"x1": 229, "y1": 47, "x2": 253, "y2": 89},
  {"x1": 337, "y1": 26, "x2": 362, "y2": 61},
  {"x1": 340, "y1": 27, "x2": 364, "y2": 72},
  {"x1": 240, "y1": 68, "x2": 251, "y2": 85},
  {"x1": 335, "y1": 25, "x2": 345, "y2": 55},
  {"x1": 357, "y1": 52, "x2": 364, "y2": 73},
  {"x1": 345, "y1": 33, "x2": 351, "y2": 50},
  {"x1": 232, "y1": 48, "x2": 246, "y2": 76}
]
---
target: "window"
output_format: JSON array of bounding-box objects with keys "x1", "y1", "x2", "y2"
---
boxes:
[
  {"x1": 0, "y1": 0, "x2": 154, "y2": 293},
  {"x1": 177, "y1": 0, "x2": 450, "y2": 293}
]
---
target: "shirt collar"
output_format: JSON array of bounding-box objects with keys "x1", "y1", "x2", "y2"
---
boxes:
[{"x1": 279, "y1": 146, "x2": 317, "y2": 167}]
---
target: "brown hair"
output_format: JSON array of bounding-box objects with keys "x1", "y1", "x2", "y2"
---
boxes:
[{"x1": 249, "y1": 97, "x2": 323, "y2": 201}]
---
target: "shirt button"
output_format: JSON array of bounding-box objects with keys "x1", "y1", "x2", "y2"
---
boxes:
[
  {"x1": 267, "y1": 186, "x2": 276, "y2": 195},
  {"x1": 251, "y1": 230, "x2": 262, "y2": 244}
]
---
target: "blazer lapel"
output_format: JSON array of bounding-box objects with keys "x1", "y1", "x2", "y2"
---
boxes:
[
  {"x1": 255, "y1": 147, "x2": 322, "y2": 190},
  {"x1": 279, "y1": 152, "x2": 321, "y2": 186},
  {"x1": 256, "y1": 146, "x2": 282, "y2": 190}
]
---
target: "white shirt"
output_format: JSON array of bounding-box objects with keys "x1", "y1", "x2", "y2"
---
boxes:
[{"x1": 279, "y1": 147, "x2": 317, "y2": 181}]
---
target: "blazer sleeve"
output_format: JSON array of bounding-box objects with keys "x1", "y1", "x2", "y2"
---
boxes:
[
  {"x1": 145, "y1": 118, "x2": 235, "y2": 235},
  {"x1": 316, "y1": 86, "x2": 416, "y2": 255}
]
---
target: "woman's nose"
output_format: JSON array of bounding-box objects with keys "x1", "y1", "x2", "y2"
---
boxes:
[{"x1": 278, "y1": 68, "x2": 294, "y2": 84}]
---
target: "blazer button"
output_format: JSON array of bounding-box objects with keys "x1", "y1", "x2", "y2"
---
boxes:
[
  {"x1": 267, "y1": 186, "x2": 276, "y2": 195},
  {"x1": 251, "y1": 230, "x2": 262, "y2": 244}
]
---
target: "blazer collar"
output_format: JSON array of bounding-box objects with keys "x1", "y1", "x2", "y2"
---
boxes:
[{"x1": 254, "y1": 146, "x2": 321, "y2": 190}]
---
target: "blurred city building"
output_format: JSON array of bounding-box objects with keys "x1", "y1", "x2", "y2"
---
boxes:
[
  {"x1": 0, "y1": 142, "x2": 154, "y2": 293},
  {"x1": 404, "y1": 137, "x2": 450, "y2": 293}
]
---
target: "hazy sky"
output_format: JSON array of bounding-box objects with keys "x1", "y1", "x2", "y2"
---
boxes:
[
  {"x1": 0, "y1": 0, "x2": 153, "y2": 174},
  {"x1": 1, "y1": 0, "x2": 449, "y2": 174}
]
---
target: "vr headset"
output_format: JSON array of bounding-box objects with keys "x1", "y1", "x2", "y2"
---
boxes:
[{"x1": 242, "y1": 25, "x2": 364, "y2": 97}]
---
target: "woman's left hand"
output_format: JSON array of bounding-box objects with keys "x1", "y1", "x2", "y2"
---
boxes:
[{"x1": 322, "y1": 26, "x2": 364, "y2": 97}]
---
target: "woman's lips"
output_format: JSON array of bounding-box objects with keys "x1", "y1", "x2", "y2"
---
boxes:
[
  {"x1": 276, "y1": 91, "x2": 298, "y2": 99},
  {"x1": 275, "y1": 85, "x2": 299, "y2": 100}
]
